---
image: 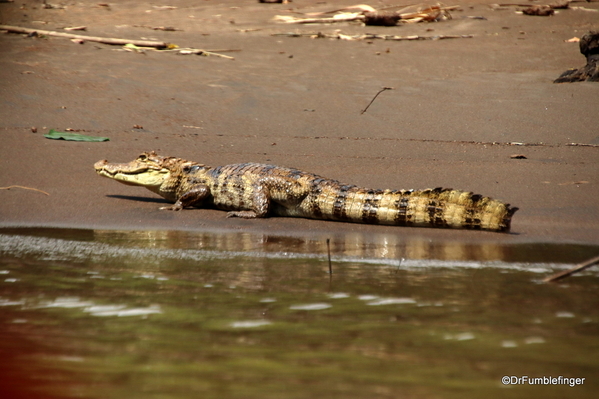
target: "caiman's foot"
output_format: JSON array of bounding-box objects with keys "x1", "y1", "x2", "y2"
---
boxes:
[
  {"x1": 160, "y1": 203, "x2": 184, "y2": 211},
  {"x1": 226, "y1": 210, "x2": 259, "y2": 218}
]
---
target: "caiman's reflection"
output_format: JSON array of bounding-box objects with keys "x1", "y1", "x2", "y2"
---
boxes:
[{"x1": 92, "y1": 229, "x2": 509, "y2": 262}]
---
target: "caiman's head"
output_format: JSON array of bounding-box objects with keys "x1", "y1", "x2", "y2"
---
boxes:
[{"x1": 94, "y1": 151, "x2": 197, "y2": 202}]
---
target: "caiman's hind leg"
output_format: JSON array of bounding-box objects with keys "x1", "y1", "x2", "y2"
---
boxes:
[
  {"x1": 160, "y1": 186, "x2": 210, "y2": 211},
  {"x1": 226, "y1": 184, "x2": 270, "y2": 218}
]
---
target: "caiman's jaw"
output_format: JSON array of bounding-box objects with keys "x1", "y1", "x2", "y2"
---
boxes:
[
  {"x1": 94, "y1": 152, "x2": 185, "y2": 200},
  {"x1": 94, "y1": 156, "x2": 168, "y2": 187}
]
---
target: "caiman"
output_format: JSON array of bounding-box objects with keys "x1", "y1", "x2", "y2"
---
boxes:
[{"x1": 94, "y1": 151, "x2": 518, "y2": 232}]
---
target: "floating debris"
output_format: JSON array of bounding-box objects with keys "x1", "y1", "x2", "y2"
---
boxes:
[
  {"x1": 366, "y1": 297, "x2": 417, "y2": 306},
  {"x1": 230, "y1": 320, "x2": 272, "y2": 328},
  {"x1": 289, "y1": 303, "x2": 332, "y2": 310}
]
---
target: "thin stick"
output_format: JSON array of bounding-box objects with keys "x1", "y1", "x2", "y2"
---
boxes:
[
  {"x1": 0, "y1": 24, "x2": 168, "y2": 48},
  {"x1": 272, "y1": 32, "x2": 473, "y2": 41},
  {"x1": 370, "y1": 34, "x2": 473, "y2": 41},
  {"x1": 543, "y1": 254, "x2": 599, "y2": 282},
  {"x1": 157, "y1": 47, "x2": 236, "y2": 59},
  {"x1": 361, "y1": 87, "x2": 393, "y2": 114},
  {"x1": 326, "y1": 238, "x2": 332, "y2": 275},
  {"x1": 0, "y1": 185, "x2": 50, "y2": 196},
  {"x1": 395, "y1": 257, "x2": 404, "y2": 273}
]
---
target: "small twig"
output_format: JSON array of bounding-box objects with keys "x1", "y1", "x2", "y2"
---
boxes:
[
  {"x1": 543, "y1": 254, "x2": 599, "y2": 282},
  {"x1": 326, "y1": 238, "x2": 333, "y2": 275},
  {"x1": 496, "y1": 3, "x2": 544, "y2": 6},
  {"x1": 395, "y1": 257, "x2": 405, "y2": 273},
  {"x1": 368, "y1": 34, "x2": 473, "y2": 41},
  {"x1": 566, "y1": 143, "x2": 599, "y2": 147},
  {"x1": 156, "y1": 47, "x2": 237, "y2": 59},
  {"x1": 0, "y1": 185, "x2": 50, "y2": 196},
  {"x1": 361, "y1": 87, "x2": 393, "y2": 114}
]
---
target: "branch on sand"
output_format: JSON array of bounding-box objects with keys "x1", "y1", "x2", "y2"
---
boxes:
[
  {"x1": 0, "y1": 25, "x2": 238, "y2": 59},
  {"x1": 274, "y1": 4, "x2": 459, "y2": 26},
  {"x1": 272, "y1": 32, "x2": 473, "y2": 41},
  {"x1": 361, "y1": 87, "x2": 393, "y2": 114},
  {"x1": 0, "y1": 24, "x2": 169, "y2": 48}
]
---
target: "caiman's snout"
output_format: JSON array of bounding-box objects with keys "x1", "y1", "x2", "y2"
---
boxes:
[
  {"x1": 93, "y1": 154, "x2": 174, "y2": 191},
  {"x1": 94, "y1": 159, "x2": 109, "y2": 173}
]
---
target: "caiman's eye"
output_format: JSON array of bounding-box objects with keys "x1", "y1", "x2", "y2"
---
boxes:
[
  {"x1": 138, "y1": 154, "x2": 148, "y2": 161},
  {"x1": 182, "y1": 165, "x2": 191, "y2": 173}
]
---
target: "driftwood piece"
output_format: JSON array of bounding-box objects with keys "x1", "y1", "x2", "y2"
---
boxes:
[
  {"x1": 163, "y1": 48, "x2": 237, "y2": 59},
  {"x1": 543, "y1": 254, "x2": 599, "y2": 282},
  {"x1": 272, "y1": 32, "x2": 473, "y2": 41},
  {"x1": 0, "y1": 24, "x2": 168, "y2": 48},
  {"x1": 369, "y1": 33, "x2": 472, "y2": 41},
  {"x1": 363, "y1": 11, "x2": 403, "y2": 26},
  {"x1": 554, "y1": 31, "x2": 599, "y2": 82},
  {"x1": 275, "y1": 5, "x2": 458, "y2": 25},
  {"x1": 522, "y1": 5, "x2": 555, "y2": 15}
]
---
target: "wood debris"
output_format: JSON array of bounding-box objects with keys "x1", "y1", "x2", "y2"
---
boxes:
[
  {"x1": 274, "y1": 4, "x2": 459, "y2": 26},
  {"x1": 152, "y1": 5, "x2": 177, "y2": 10},
  {"x1": 361, "y1": 87, "x2": 393, "y2": 114},
  {"x1": 0, "y1": 25, "x2": 237, "y2": 59},
  {"x1": 63, "y1": 26, "x2": 87, "y2": 31},
  {"x1": 0, "y1": 24, "x2": 168, "y2": 48},
  {"x1": 133, "y1": 25, "x2": 182, "y2": 31},
  {"x1": 43, "y1": 1, "x2": 64, "y2": 9},
  {"x1": 497, "y1": 0, "x2": 577, "y2": 15},
  {"x1": 522, "y1": 5, "x2": 555, "y2": 15},
  {"x1": 158, "y1": 47, "x2": 238, "y2": 59},
  {"x1": 272, "y1": 32, "x2": 473, "y2": 41}
]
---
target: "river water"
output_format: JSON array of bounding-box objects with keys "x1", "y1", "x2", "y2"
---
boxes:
[{"x1": 1, "y1": 228, "x2": 597, "y2": 399}]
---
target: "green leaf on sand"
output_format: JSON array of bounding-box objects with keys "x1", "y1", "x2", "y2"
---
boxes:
[{"x1": 44, "y1": 129, "x2": 109, "y2": 142}]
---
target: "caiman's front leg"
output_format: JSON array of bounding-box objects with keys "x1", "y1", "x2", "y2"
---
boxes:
[
  {"x1": 160, "y1": 186, "x2": 210, "y2": 211},
  {"x1": 226, "y1": 184, "x2": 270, "y2": 218}
]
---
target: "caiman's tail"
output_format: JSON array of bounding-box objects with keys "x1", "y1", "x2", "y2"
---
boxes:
[{"x1": 309, "y1": 186, "x2": 518, "y2": 232}]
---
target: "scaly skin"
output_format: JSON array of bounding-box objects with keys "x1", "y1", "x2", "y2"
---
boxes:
[{"x1": 95, "y1": 151, "x2": 518, "y2": 232}]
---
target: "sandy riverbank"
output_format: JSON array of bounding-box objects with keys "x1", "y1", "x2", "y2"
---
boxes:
[{"x1": 1, "y1": 0, "x2": 597, "y2": 245}]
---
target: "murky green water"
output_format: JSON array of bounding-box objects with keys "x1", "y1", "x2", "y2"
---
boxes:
[{"x1": 1, "y1": 228, "x2": 598, "y2": 399}]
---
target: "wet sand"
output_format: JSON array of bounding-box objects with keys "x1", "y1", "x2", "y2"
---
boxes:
[{"x1": 0, "y1": 0, "x2": 598, "y2": 245}]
